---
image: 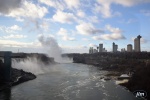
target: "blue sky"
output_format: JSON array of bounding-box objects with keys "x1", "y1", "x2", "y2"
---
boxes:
[{"x1": 0, "y1": 0, "x2": 150, "y2": 53}]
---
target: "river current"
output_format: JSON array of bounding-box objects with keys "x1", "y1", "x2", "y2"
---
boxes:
[{"x1": 0, "y1": 63, "x2": 141, "y2": 100}]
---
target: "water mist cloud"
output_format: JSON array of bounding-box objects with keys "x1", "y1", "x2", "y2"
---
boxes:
[{"x1": 38, "y1": 34, "x2": 62, "y2": 62}]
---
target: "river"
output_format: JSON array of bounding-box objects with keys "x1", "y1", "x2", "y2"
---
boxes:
[{"x1": 0, "y1": 63, "x2": 141, "y2": 100}]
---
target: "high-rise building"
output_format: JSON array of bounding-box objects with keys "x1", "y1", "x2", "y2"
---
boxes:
[
  {"x1": 112, "y1": 42, "x2": 118, "y2": 52},
  {"x1": 99, "y1": 44, "x2": 103, "y2": 52},
  {"x1": 134, "y1": 35, "x2": 142, "y2": 52},
  {"x1": 127, "y1": 44, "x2": 132, "y2": 52},
  {"x1": 89, "y1": 47, "x2": 93, "y2": 54}
]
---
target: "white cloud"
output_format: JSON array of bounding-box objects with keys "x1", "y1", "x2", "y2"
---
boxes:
[
  {"x1": 0, "y1": 34, "x2": 27, "y2": 39},
  {"x1": 93, "y1": 33, "x2": 125, "y2": 40},
  {"x1": 131, "y1": 37, "x2": 148, "y2": 44},
  {"x1": 10, "y1": 25, "x2": 22, "y2": 31},
  {"x1": 40, "y1": 21, "x2": 49, "y2": 31},
  {"x1": 53, "y1": 10, "x2": 77, "y2": 24},
  {"x1": 0, "y1": 39, "x2": 40, "y2": 48},
  {"x1": 0, "y1": 25, "x2": 22, "y2": 33},
  {"x1": 88, "y1": 16, "x2": 99, "y2": 23},
  {"x1": 62, "y1": 36, "x2": 75, "y2": 41},
  {"x1": 76, "y1": 22, "x2": 104, "y2": 35},
  {"x1": 60, "y1": 44, "x2": 88, "y2": 53},
  {"x1": 16, "y1": 17, "x2": 24, "y2": 22},
  {"x1": 77, "y1": 10, "x2": 85, "y2": 18},
  {"x1": 57, "y1": 28, "x2": 68, "y2": 36},
  {"x1": 141, "y1": 38, "x2": 148, "y2": 44},
  {"x1": 106, "y1": 24, "x2": 123, "y2": 33},
  {"x1": 89, "y1": 43, "x2": 98, "y2": 47},
  {"x1": 111, "y1": 0, "x2": 150, "y2": 7},
  {"x1": 64, "y1": 0, "x2": 80, "y2": 9},
  {"x1": 92, "y1": 25, "x2": 125, "y2": 40},
  {"x1": 94, "y1": 3, "x2": 112, "y2": 18},
  {"x1": 57, "y1": 28, "x2": 76, "y2": 41},
  {"x1": 39, "y1": 0, "x2": 80, "y2": 10},
  {"x1": 39, "y1": 0, "x2": 65, "y2": 10},
  {"x1": 6, "y1": 1, "x2": 48, "y2": 19},
  {"x1": 95, "y1": 0, "x2": 150, "y2": 18},
  {"x1": 82, "y1": 38, "x2": 90, "y2": 41}
]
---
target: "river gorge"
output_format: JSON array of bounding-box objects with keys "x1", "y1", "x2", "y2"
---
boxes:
[{"x1": 0, "y1": 63, "x2": 141, "y2": 100}]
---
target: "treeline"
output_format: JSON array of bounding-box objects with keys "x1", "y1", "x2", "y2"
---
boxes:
[{"x1": 63, "y1": 52, "x2": 150, "y2": 59}]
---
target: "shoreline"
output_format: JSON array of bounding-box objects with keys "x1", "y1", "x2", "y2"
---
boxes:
[
  {"x1": 0, "y1": 68, "x2": 36, "y2": 91},
  {"x1": 69, "y1": 52, "x2": 150, "y2": 100}
]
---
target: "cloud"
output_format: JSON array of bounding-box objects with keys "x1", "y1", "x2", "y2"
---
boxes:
[
  {"x1": 77, "y1": 10, "x2": 85, "y2": 18},
  {"x1": 111, "y1": 0, "x2": 150, "y2": 7},
  {"x1": 76, "y1": 22, "x2": 104, "y2": 35},
  {"x1": 64, "y1": 0, "x2": 80, "y2": 9},
  {"x1": 92, "y1": 25, "x2": 125, "y2": 40},
  {"x1": 5, "y1": 1, "x2": 48, "y2": 19},
  {"x1": 0, "y1": 34, "x2": 27, "y2": 39},
  {"x1": 93, "y1": 33, "x2": 125, "y2": 40},
  {"x1": 0, "y1": 39, "x2": 39, "y2": 48},
  {"x1": 57, "y1": 28, "x2": 76, "y2": 41},
  {"x1": 88, "y1": 16, "x2": 99, "y2": 23},
  {"x1": 39, "y1": 0, "x2": 80, "y2": 10},
  {"x1": 89, "y1": 43, "x2": 98, "y2": 47},
  {"x1": 0, "y1": 25, "x2": 22, "y2": 33},
  {"x1": 141, "y1": 38, "x2": 148, "y2": 44},
  {"x1": 95, "y1": 0, "x2": 150, "y2": 18},
  {"x1": 106, "y1": 24, "x2": 123, "y2": 33},
  {"x1": 131, "y1": 37, "x2": 148, "y2": 44},
  {"x1": 0, "y1": 0, "x2": 22, "y2": 14},
  {"x1": 52, "y1": 10, "x2": 77, "y2": 24},
  {"x1": 82, "y1": 38, "x2": 90, "y2": 41},
  {"x1": 94, "y1": 3, "x2": 112, "y2": 18},
  {"x1": 39, "y1": 21, "x2": 49, "y2": 31},
  {"x1": 39, "y1": 0, "x2": 65, "y2": 10},
  {"x1": 140, "y1": 10, "x2": 150, "y2": 16},
  {"x1": 126, "y1": 19, "x2": 137, "y2": 24},
  {"x1": 10, "y1": 25, "x2": 22, "y2": 31},
  {"x1": 60, "y1": 44, "x2": 88, "y2": 53}
]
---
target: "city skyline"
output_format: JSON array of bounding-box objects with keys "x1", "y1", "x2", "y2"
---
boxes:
[
  {"x1": 0, "y1": 0, "x2": 150, "y2": 53},
  {"x1": 89, "y1": 35, "x2": 143, "y2": 53}
]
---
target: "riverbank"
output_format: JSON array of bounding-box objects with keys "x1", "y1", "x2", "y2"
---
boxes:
[
  {"x1": 0, "y1": 68, "x2": 36, "y2": 91},
  {"x1": 0, "y1": 53, "x2": 55, "y2": 91},
  {"x1": 65, "y1": 52, "x2": 150, "y2": 100}
]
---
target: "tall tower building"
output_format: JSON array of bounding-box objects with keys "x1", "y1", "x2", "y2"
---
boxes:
[
  {"x1": 134, "y1": 35, "x2": 142, "y2": 52},
  {"x1": 127, "y1": 44, "x2": 132, "y2": 52},
  {"x1": 112, "y1": 42, "x2": 118, "y2": 52},
  {"x1": 99, "y1": 44, "x2": 103, "y2": 52}
]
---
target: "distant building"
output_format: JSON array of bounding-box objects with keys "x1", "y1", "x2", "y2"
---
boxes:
[
  {"x1": 127, "y1": 44, "x2": 132, "y2": 52},
  {"x1": 93, "y1": 49, "x2": 98, "y2": 53},
  {"x1": 134, "y1": 35, "x2": 142, "y2": 52},
  {"x1": 121, "y1": 48, "x2": 126, "y2": 52},
  {"x1": 112, "y1": 42, "x2": 118, "y2": 52},
  {"x1": 103, "y1": 48, "x2": 107, "y2": 52},
  {"x1": 99, "y1": 44, "x2": 103, "y2": 52},
  {"x1": 89, "y1": 47, "x2": 93, "y2": 54}
]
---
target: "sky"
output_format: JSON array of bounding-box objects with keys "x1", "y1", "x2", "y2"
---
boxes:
[{"x1": 0, "y1": 0, "x2": 150, "y2": 53}]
